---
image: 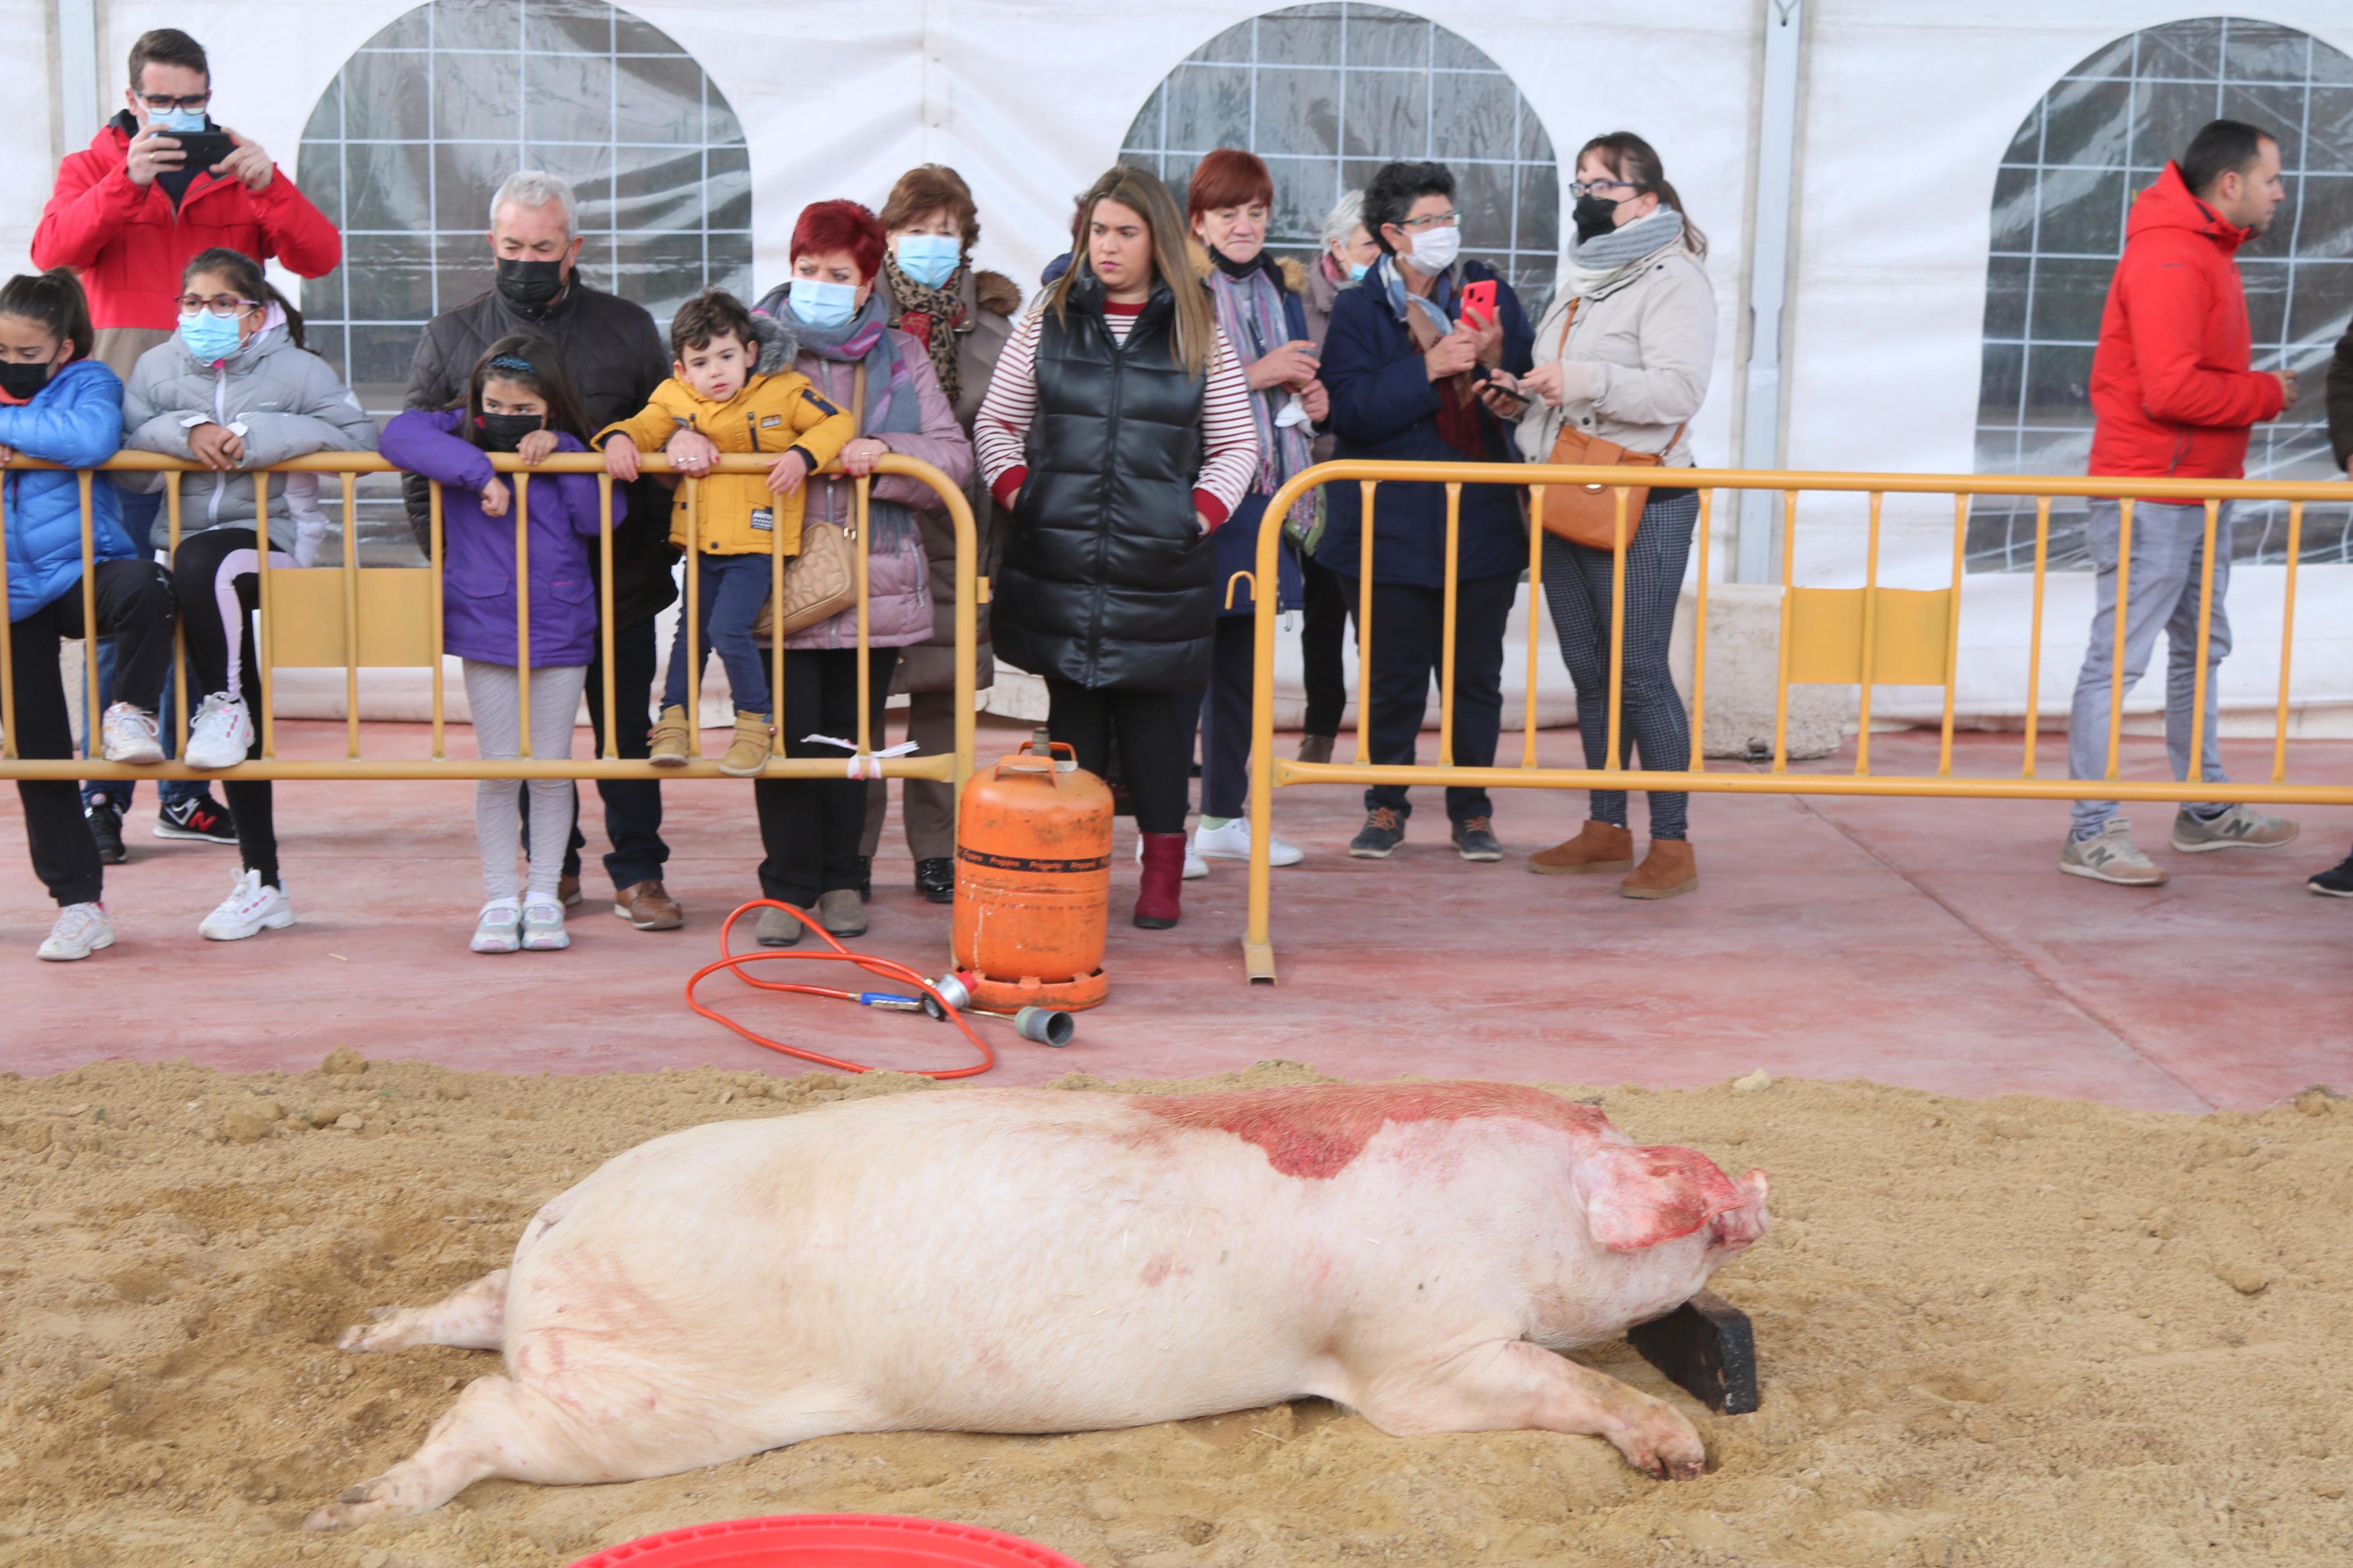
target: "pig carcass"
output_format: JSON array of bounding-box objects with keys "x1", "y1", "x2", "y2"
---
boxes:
[{"x1": 306, "y1": 1080, "x2": 1768, "y2": 1530}]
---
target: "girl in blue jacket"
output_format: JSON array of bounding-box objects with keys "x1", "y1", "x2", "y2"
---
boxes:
[{"x1": 0, "y1": 270, "x2": 176, "y2": 961}]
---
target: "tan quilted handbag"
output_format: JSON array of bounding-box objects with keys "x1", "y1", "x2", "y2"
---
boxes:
[{"x1": 752, "y1": 363, "x2": 865, "y2": 641}]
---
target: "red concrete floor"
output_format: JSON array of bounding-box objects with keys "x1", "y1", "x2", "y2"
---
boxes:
[{"x1": 3, "y1": 716, "x2": 2347, "y2": 1112}]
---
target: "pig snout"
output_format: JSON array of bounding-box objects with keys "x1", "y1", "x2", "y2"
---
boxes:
[{"x1": 1709, "y1": 1168, "x2": 1770, "y2": 1253}]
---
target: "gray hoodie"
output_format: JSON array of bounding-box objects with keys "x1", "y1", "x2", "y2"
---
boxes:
[{"x1": 118, "y1": 327, "x2": 379, "y2": 553}]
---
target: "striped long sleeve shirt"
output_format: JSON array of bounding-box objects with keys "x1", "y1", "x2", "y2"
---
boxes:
[{"x1": 973, "y1": 301, "x2": 1259, "y2": 528}]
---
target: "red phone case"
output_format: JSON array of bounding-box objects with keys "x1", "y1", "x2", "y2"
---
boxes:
[{"x1": 1460, "y1": 279, "x2": 1497, "y2": 323}]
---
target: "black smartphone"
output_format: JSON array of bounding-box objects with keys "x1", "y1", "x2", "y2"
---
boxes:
[{"x1": 168, "y1": 131, "x2": 237, "y2": 175}]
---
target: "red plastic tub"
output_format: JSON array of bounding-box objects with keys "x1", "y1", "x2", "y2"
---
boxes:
[{"x1": 566, "y1": 1513, "x2": 1087, "y2": 1567}]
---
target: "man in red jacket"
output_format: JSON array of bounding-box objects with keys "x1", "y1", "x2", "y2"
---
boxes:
[
  {"x1": 2060, "y1": 119, "x2": 2299, "y2": 888},
  {"x1": 33, "y1": 28, "x2": 339, "y2": 857},
  {"x1": 33, "y1": 27, "x2": 340, "y2": 381}
]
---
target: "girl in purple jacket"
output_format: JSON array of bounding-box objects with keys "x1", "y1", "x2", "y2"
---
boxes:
[{"x1": 381, "y1": 337, "x2": 619, "y2": 955}]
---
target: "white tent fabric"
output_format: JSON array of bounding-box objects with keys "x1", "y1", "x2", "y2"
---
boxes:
[{"x1": 14, "y1": 1, "x2": 2353, "y2": 730}]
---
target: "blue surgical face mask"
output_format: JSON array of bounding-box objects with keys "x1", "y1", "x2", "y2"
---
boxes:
[
  {"x1": 1347, "y1": 261, "x2": 1370, "y2": 282},
  {"x1": 787, "y1": 278, "x2": 859, "y2": 330},
  {"x1": 153, "y1": 106, "x2": 207, "y2": 136},
  {"x1": 178, "y1": 311, "x2": 242, "y2": 365},
  {"x1": 895, "y1": 234, "x2": 961, "y2": 290}
]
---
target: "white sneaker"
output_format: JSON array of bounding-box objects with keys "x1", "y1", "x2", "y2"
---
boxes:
[
  {"x1": 1135, "y1": 833, "x2": 1208, "y2": 880},
  {"x1": 1193, "y1": 816, "x2": 1304, "y2": 867},
  {"x1": 100, "y1": 703, "x2": 164, "y2": 765},
  {"x1": 198, "y1": 869, "x2": 294, "y2": 940},
  {"x1": 520, "y1": 899, "x2": 570, "y2": 951},
  {"x1": 470, "y1": 899, "x2": 522, "y2": 954},
  {"x1": 184, "y1": 692, "x2": 254, "y2": 769},
  {"x1": 38, "y1": 902, "x2": 115, "y2": 961}
]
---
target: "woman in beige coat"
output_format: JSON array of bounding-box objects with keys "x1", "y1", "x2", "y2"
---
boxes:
[{"x1": 1500, "y1": 131, "x2": 1715, "y2": 898}]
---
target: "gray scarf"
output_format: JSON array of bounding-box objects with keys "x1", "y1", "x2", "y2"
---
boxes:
[{"x1": 1563, "y1": 207, "x2": 1687, "y2": 298}]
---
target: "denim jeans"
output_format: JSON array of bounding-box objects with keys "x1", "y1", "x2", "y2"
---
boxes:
[
  {"x1": 662, "y1": 553, "x2": 774, "y2": 719},
  {"x1": 2066, "y1": 497, "x2": 2231, "y2": 836}
]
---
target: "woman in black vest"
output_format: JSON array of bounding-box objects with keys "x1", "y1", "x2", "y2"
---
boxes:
[{"x1": 974, "y1": 165, "x2": 1258, "y2": 929}]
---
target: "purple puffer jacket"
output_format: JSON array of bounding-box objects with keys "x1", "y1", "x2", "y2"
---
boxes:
[
  {"x1": 379, "y1": 410, "x2": 622, "y2": 668},
  {"x1": 782, "y1": 333, "x2": 972, "y2": 650}
]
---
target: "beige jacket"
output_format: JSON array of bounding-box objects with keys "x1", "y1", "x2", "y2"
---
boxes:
[{"x1": 1516, "y1": 246, "x2": 1715, "y2": 471}]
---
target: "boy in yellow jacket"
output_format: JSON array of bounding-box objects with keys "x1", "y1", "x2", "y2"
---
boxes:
[{"x1": 601, "y1": 289, "x2": 856, "y2": 775}]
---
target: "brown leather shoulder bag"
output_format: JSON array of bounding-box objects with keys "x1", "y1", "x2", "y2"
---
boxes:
[{"x1": 1538, "y1": 300, "x2": 1686, "y2": 550}]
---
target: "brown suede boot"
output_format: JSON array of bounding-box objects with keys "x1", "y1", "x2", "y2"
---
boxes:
[
  {"x1": 648, "y1": 703, "x2": 694, "y2": 768},
  {"x1": 1297, "y1": 733, "x2": 1336, "y2": 765},
  {"x1": 1527, "y1": 820, "x2": 1634, "y2": 876},
  {"x1": 1620, "y1": 838, "x2": 1698, "y2": 900},
  {"x1": 718, "y1": 710, "x2": 774, "y2": 777}
]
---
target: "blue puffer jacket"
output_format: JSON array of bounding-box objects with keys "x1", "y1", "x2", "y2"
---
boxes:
[{"x1": 2, "y1": 358, "x2": 136, "y2": 622}]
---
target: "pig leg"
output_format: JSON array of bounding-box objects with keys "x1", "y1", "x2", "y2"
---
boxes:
[
  {"x1": 303, "y1": 1370, "x2": 630, "y2": 1531},
  {"x1": 1351, "y1": 1339, "x2": 1707, "y2": 1480},
  {"x1": 336, "y1": 1269, "x2": 509, "y2": 1353}
]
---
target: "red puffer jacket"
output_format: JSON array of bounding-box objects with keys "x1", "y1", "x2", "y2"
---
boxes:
[
  {"x1": 31, "y1": 115, "x2": 341, "y2": 333},
  {"x1": 2088, "y1": 161, "x2": 2284, "y2": 480}
]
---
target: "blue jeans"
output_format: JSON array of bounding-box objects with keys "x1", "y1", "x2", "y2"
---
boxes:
[
  {"x1": 661, "y1": 552, "x2": 773, "y2": 719},
  {"x1": 81, "y1": 633, "x2": 206, "y2": 811}
]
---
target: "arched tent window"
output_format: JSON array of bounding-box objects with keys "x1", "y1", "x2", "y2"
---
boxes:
[
  {"x1": 296, "y1": 0, "x2": 751, "y2": 419},
  {"x1": 1970, "y1": 16, "x2": 2353, "y2": 571},
  {"x1": 1117, "y1": 2, "x2": 1560, "y2": 310}
]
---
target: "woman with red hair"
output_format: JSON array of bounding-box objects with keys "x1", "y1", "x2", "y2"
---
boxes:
[
  {"x1": 745, "y1": 200, "x2": 973, "y2": 946},
  {"x1": 1184, "y1": 148, "x2": 1326, "y2": 876}
]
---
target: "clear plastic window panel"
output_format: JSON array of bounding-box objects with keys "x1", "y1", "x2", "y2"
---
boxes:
[
  {"x1": 1971, "y1": 16, "x2": 2353, "y2": 571},
  {"x1": 1117, "y1": 3, "x2": 1561, "y2": 318},
  {"x1": 294, "y1": 0, "x2": 753, "y2": 564}
]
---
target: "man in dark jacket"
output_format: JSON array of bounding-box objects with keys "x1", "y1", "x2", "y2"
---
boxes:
[
  {"x1": 1315, "y1": 160, "x2": 1533, "y2": 862},
  {"x1": 404, "y1": 171, "x2": 683, "y2": 930},
  {"x1": 2304, "y1": 317, "x2": 2353, "y2": 895},
  {"x1": 2059, "y1": 120, "x2": 2299, "y2": 888}
]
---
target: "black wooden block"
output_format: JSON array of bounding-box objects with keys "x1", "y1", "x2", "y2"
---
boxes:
[{"x1": 1627, "y1": 1289, "x2": 1758, "y2": 1414}]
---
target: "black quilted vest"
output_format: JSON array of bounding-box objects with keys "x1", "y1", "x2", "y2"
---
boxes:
[{"x1": 993, "y1": 277, "x2": 1215, "y2": 692}]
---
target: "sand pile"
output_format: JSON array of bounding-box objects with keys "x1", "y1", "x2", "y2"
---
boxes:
[{"x1": 2, "y1": 1054, "x2": 2348, "y2": 1568}]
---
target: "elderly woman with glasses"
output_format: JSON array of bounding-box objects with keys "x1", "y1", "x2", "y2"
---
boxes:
[{"x1": 1313, "y1": 159, "x2": 1533, "y2": 865}]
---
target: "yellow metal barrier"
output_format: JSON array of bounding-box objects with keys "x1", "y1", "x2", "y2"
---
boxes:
[
  {"x1": 1245, "y1": 461, "x2": 2353, "y2": 983},
  {"x1": 0, "y1": 451, "x2": 977, "y2": 790}
]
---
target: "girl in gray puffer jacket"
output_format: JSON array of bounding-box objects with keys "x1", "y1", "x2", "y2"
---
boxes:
[{"x1": 118, "y1": 247, "x2": 378, "y2": 945}]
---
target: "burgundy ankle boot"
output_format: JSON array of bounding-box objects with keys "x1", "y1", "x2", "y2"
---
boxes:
[{"x1": 1134, "y1": 832, "x2": 1186, "y2": 929}]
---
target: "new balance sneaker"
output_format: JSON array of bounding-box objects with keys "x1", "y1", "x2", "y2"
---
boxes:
[
  {"x1": 2058, "y1": 819, "x2": 2167, "y2": 886},
  {"x1": 1134, "y1": 831, "x2": 1208, "y2": 879},
  {"x1": 2171, "y1": 804, "x2": 2298, "y2": 853},
  {"x1": 84, "y1": 801, "x2": 127, "y2": 865},
  {"x1": 1451, "y1": 816, "x2": 1503, "y2": 862},
  {"x1": 1348, "y1": 808, "x2": 1407, "y2": 859},
  {"x1": 1193, "y1": 816, "x2": 1304, "y2": 866},
  {"x1": 99, "y1": 702, "x2": 164, "y2": 765},
  {"x1": 184, "y1": 692, "x2": 255, "y2": 770},
  {"x1": 520, "y1": 899, "x2": 570, "y2": 951},
  {"x1": 198, "y1": 869, "x2": 294, "y2": 940},
  {"x1": 154, "y1": 792, "x2": 238, "y2": 844},
  {"x1": 2307, "y1": 854, "x2": 2353, "y2": 899},
  {"x1": 38, "y1": 902, "x2": 114, "y2": 961},
  {"x1": 470, "y1": 899, "x2": 523, "y2": 954}
]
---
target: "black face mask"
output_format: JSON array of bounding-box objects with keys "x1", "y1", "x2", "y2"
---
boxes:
[
  {"x1": 475, "y1": 412, "x2": 545, "y2": 453},
  {"x1": 495, "y1": 258, "x2": 567, "y2": 315},
  {"x1": 0, "y1": 359, "x2": 55, "y2": 404},
  {"x1": 1573, "y1": 193, "x2": 1622, "y2": 245}
]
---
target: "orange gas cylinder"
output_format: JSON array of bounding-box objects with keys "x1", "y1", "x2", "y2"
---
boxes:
[{"x1": 952, "y1": 730, "x2": 1113, "y2": 1012}]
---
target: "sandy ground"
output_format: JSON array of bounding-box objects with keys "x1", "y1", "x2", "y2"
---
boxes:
[{"x1": 2, "y1": 1054, "x2": 2348, "y2": 1568}]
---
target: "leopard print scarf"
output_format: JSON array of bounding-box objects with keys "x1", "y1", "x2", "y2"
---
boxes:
[{"x1": 881, "y1": 251, "x2": 966, "y2": 408}]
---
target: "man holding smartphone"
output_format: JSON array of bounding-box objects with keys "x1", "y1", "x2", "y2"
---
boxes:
[
  {"x1": 31, "y1": 28, "x2": 340, "y2": 858},
  {"x1": 34, "y1": 27, "x2": 340, "y2": 382}
]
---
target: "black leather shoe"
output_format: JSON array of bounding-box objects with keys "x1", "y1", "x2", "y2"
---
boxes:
[
  {"x1": 86, "y1": 802, "x2": 127, "y2": 865},
  {"x1": 915, "y1": 856, "x2": 956, "y2": 904}
]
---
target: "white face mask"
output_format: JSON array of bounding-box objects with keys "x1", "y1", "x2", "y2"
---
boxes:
[{"x1": 1404, "y1": 224, "x2": 1461, "y2": 276}]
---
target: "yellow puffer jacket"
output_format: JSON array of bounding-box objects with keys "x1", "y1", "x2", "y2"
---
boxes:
[{"x1": 595, "y1": 371, "x2": 857, "y2": 556}]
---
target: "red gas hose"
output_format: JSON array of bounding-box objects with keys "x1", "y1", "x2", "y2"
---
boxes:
[{"x1": 684, "y1": 901, "x2": 995, "y2": 1080}]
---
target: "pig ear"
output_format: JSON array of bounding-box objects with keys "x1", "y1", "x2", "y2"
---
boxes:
[{"x1": 1574, "y1": 1142, "x2": 1751, "y2": 1252}]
